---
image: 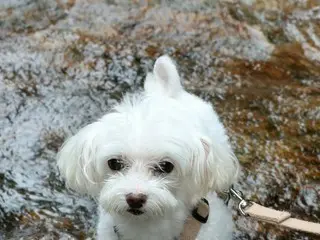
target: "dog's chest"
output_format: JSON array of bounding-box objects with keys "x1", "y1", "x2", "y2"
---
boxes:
[
  {"x1": 114, "y1": 225, "x2": 180, "y2": 240},
  {"x1": 112, "y1": 212, "x2": 187, "y2": 240}
]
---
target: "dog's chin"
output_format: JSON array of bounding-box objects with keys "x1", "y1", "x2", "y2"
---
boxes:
[
  {"x1": 109, "y1": 210, "x2": 152, "y2": 221},
  {"x1": 127, "y1": 209, "x2": 144, "y2": 216},
  {"x1": 107, "y1": 206, "x2": 170, "y2": 220}
]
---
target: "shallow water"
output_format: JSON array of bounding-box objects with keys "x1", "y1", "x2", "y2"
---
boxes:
[{"x1": 0, "y1": 0, "x2": 319, "y2": 239}]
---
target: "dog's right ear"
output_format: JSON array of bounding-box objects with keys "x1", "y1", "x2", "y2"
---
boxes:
[
  {"x1": 144, "y1": 55, "x2": 183, "y2": 97},
  {"x1": 57, "y1": 122, "x2": 104, "y2": 196},
  {"x1": 193, "y1": 136, "x2": 239, "y2": 194}
]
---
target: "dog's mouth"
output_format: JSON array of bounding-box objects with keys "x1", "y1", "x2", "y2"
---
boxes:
[{"x1": 127, "y1": 209, "x2": 144, "y2": 215}]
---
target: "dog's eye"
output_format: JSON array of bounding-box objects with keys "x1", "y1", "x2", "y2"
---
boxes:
[
  {"x1": 154, "y1": 161, "x2": 174, "y2": 174},
  {"x1": 108, "y1": 159, "x2": 124, "y2": 171}
]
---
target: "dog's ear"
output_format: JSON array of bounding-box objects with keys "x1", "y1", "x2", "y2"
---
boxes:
[
  {"x1": 193, "y1": 136, "x2": 239, "y2": 194},
  {"x1": 144, "y1": 55, "x2": 182, "y2": 97},
  {"x1": 57, "y1": 122, "x2": 104, "y2": 196}
]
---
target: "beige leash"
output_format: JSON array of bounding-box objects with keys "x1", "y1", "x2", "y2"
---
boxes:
[
  {"x1": 180, "y1": 187, "x2": 320, "y2": 240},
  {"x1": 228, "y1": 187, "x2": 320, "y2": 236}
]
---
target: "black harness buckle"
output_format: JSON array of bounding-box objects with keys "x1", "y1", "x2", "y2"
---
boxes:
[{"x1": 191, "y1": 198, "x2": 209, "y2": 224}]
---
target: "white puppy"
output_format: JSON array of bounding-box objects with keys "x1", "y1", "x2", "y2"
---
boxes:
[{"x1": 57, "y1": 55, "x2": 239, "y2": 240}]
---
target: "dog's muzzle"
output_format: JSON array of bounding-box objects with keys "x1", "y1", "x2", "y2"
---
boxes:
[{"x1": 125, "y1": 193, "x2": 147, "y2": 215}]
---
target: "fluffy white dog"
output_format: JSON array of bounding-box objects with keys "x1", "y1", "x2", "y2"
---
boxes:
[{"x1": 57, "y1": 55, "x2": 239, "y2": 240}]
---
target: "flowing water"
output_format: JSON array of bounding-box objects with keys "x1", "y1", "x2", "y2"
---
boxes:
[{"x1": 0, "y1": 0, "x2": 319, "y2": 239}]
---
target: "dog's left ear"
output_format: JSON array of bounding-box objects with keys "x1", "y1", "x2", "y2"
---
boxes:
[
  {"x1": 144, "y1": 55, "x2": 183, "y2": 97},
  {"x1": 193, "y1": 136, "x2": 239, "y2": 194}
]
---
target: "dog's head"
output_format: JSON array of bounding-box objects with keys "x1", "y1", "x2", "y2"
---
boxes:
[{"x1": 57, "y1": 55, "x2": 239, "y2": 219}]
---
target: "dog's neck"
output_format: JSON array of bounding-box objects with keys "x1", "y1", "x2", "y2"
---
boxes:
[{"x1": 112, "y1": 204, "x2": 189, "y2": 240}]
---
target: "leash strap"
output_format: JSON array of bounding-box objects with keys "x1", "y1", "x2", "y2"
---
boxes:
[
  {"x1": 179, "y1": 198, "x2": 209, "y2": 240},
  {"x1": 244, "y1": 203, "x2": 320, "y2": 235},
  {"x1": 228, "y1": 187, "x2": 320, "y2": 236}
]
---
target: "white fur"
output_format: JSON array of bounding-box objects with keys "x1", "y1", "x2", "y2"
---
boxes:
[{"x1": 57, "y1": 55, "x2": 239, "y2": 239}]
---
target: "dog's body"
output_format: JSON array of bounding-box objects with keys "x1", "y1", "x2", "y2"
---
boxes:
[{"x1": 57, "y1": 56, "x2": 239, "y2": 239}]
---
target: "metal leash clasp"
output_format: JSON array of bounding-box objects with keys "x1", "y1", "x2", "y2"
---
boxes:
[{"x1": 225, "y1": 185, "x2": 252, "y2": 216}]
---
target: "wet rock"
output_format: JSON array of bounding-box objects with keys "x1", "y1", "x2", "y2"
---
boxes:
[
  {"x1": 0, "y1": 0, "x2": 73, "y2": 36},
  {"x1": 0, "y1": 0, "x2": 319, "y2": 239}
]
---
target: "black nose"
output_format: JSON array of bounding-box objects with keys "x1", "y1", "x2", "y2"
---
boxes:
[{"x1": 126, "y1": 193, "x2": 147, "y2": 209}]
